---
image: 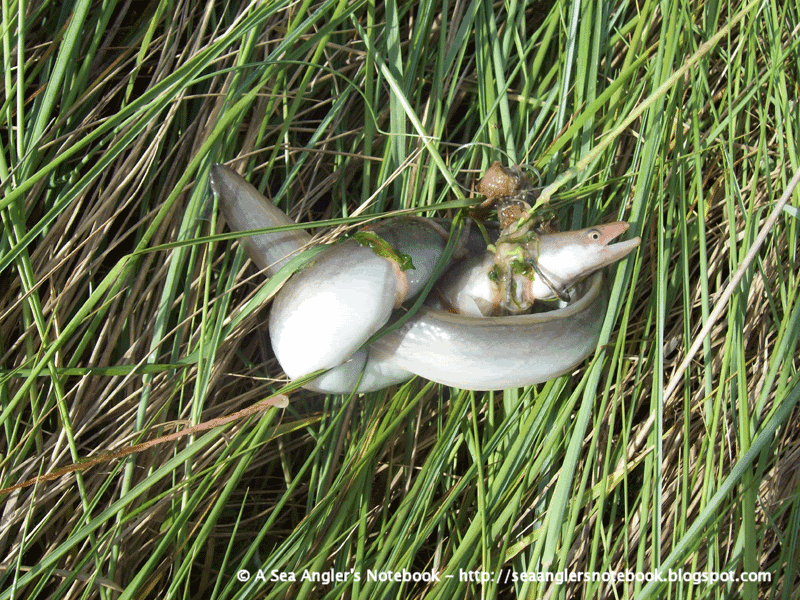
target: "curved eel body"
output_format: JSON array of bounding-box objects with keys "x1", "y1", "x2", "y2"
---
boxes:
[
  {"x1": 371, "y1": 273, "x2": 605, "y2": 389},
  {"x1": 208, "y1": 164, "x2": 639, "y2": 392}
]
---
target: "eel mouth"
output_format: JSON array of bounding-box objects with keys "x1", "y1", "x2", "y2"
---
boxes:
[{"x1": 595, "y1": 222, "x2": 641, "y2": 265}]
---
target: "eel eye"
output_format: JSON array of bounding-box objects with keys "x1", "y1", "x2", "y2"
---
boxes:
[{"x1": 587, "y1": 228, "x2": 601, "y2": 241}]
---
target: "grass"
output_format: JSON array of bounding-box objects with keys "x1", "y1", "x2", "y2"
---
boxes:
[{"x1": 1, "y1": 0, "x2": 799, "y2": 598}]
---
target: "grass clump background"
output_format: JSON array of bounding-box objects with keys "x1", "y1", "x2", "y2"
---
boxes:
[{"x1": 1, "y1": 0, "x2": 799, "y2": 598}]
